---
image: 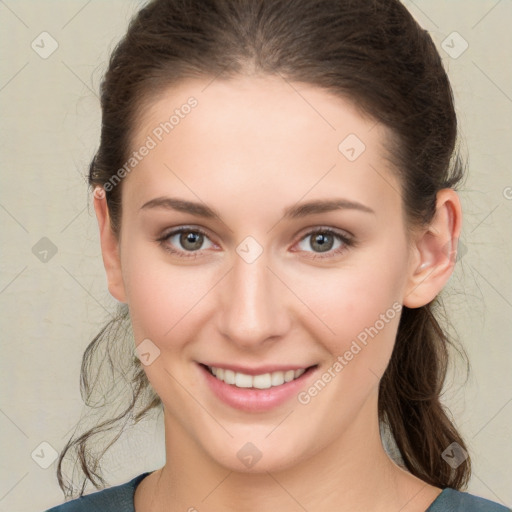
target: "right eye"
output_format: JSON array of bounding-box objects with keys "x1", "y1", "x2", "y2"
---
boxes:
[{"x1": 157, "y1": 227, "x2": 215, "y2": 258}]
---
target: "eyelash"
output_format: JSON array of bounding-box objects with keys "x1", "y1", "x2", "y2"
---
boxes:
[{"x1": 156, "y1": 226, "x2": 355, "y2": 260}]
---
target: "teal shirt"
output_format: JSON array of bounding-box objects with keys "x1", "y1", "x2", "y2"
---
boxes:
[{"x1": 45, "y1": 472, "x2": 510, "y2": 511}]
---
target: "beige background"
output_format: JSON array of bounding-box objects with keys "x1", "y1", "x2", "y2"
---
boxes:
[{"x1": 0, "y1": 1, "x2": 511, "y2": 510}]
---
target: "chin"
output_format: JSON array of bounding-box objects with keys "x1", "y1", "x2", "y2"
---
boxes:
[{"x1": 199, "y1": 430, "x2": 317, "y2": 476}]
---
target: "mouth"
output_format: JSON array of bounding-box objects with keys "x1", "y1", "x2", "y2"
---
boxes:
[
  {"x1": 198, "y1": 362, "x2": 320, "y2": 412},
  {"x1": 199, "y1": 363, "x2": 317, "y2": 390}
]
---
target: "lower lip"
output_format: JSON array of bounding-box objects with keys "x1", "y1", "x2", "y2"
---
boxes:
[{"x1": 198, "y1": 363, "x2": 317, "y2": 412}]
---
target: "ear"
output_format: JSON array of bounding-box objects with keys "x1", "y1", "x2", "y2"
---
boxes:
[
  {"x1": 93, "y1": 187, "x2": 127, "y2": 303},
  {"x1": 403, "y1": 188, "x2": 462, "y2": 308}
]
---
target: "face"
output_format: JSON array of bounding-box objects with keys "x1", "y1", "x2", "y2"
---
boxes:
[{"x1": 107, "y1": 75, "x2": 418, "y2": 473}]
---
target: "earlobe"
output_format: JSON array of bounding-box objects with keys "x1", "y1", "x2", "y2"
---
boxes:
[
  {"x1": 403, "y1": 189, "x2": 462, "y2": 308},
  {"x1": 93, "y1": 187, "x2": 127, "y2": 303}
]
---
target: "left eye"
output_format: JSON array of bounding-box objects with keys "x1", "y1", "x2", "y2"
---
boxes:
[{"x1": 296, "y1": 229, "x2": 352, "y2": 256}]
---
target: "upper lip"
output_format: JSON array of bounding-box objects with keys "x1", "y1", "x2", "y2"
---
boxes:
[{"x1": 200, "y1": 362, "x2": 316, "y2": 375}]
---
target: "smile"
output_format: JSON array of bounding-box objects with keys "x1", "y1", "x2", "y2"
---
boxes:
[
  {"x1": 198, "y1": 362, "x2": 318, "y2": 411},
  {"x1": 207, "y1": 365, "x2": 307, "y2": 389}
]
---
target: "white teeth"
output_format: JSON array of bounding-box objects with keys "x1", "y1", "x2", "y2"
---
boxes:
[
  {"x1": 208, "y1": 366, "x2": 308, "y2": 389},
  {"x1": 253, "y1": 373, "x2": 272, "y2": 389},
  {"x1": 235, "y1": 372, "x2": 253, "y2": 388},
  {"x1": 271, "y1": 371, "x2": 285, "y2": 386},
  {"x1": 284, "y1": 370, "x2": 295, "y2": 383},
  {"x1": 224, "y1": 369, "x2": 236, "y2": 385}
]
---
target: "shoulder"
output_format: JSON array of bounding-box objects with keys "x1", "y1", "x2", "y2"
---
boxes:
[
  {"x1": 43, "y1": 472, "x2": 152, "y2": 512},
  {"x1": 427, "y1": 488, "x2": 510, "y2": 512}
]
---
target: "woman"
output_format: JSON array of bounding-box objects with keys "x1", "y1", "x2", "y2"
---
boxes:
[{"x1": 46, "y1": 0, "x2": 510, "y2": 510}]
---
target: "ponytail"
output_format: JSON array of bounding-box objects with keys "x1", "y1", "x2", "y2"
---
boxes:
[{"x1": 379, "y1": 302, "x2": 471, "y2": 489}]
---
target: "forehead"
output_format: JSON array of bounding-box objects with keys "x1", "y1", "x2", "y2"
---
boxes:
[{"x1": 124, "y1": 75, "x2": 402, "y2": 222}]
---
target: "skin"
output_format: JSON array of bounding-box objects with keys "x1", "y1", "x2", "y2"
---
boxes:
[{"x1": 94, "y1": 75, "x2": 462, "y2": 511}]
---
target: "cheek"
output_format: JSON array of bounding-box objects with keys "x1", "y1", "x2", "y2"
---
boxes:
[
  {"x1": 291, "y1": 258, "x2": 406, "y2": 418},
  {"x1": 293, "y1": 241, "x2": 408, "y2": 363},
  {"x1": 120, "y1": 237, "x2": 213, "y2": 344}
]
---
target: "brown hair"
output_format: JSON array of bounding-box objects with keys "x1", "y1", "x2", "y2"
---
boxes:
[{"x1": 57, "y1": 0, "x2": 471, "y2": 498}]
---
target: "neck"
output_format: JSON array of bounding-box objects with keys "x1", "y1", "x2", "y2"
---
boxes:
[{"x1": 138, "y1": 393, "x2": 440, "y2": 512}]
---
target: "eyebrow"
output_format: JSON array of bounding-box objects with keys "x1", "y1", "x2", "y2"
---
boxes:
[
  {"x1": 140, "y1": 196, "x2": 375, "y2": 218},
  {"x1": 141, "y1": 197, "x2": 218, "y2": 218},
  {"x1": 283, "y1": 198, "x2": 375, "y2": 218}
]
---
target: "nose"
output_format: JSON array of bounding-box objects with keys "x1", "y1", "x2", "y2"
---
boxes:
[{"x1": 217, "y1": 248, "x2": 291, "y2": 349}]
